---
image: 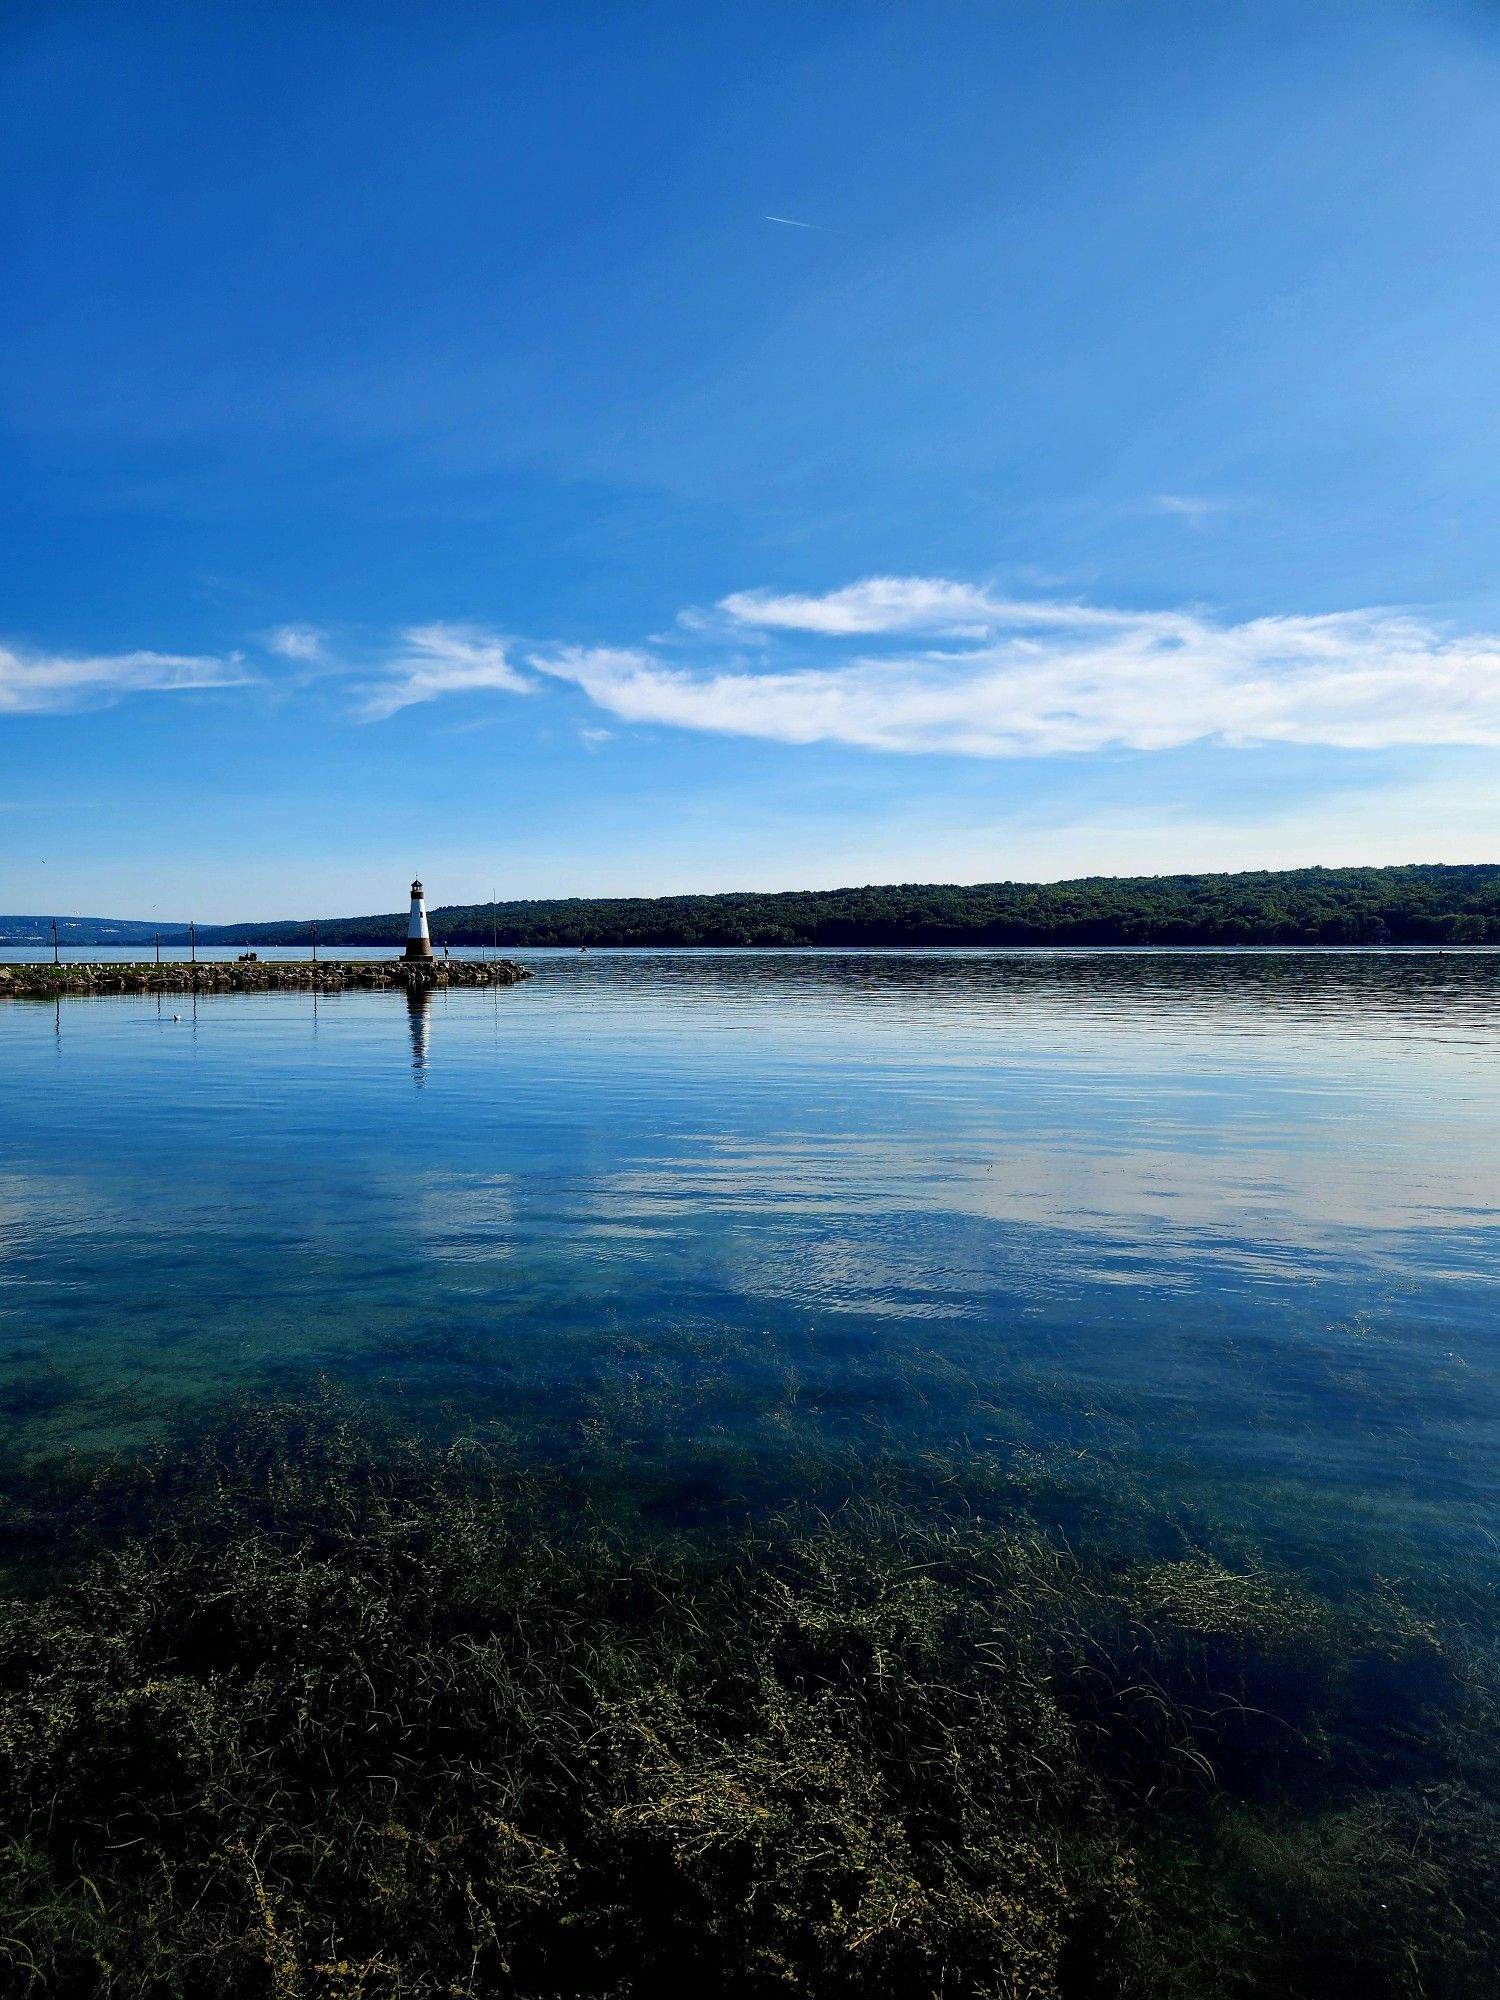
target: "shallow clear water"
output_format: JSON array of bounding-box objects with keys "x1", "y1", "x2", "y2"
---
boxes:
[{"x1": 1, "y1": 949, "x2": 1496, "y2": 1577}]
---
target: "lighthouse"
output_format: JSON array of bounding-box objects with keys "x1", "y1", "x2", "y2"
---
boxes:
[{"x1": 405, "y1": 878, "x2": 434, "y2": 959}]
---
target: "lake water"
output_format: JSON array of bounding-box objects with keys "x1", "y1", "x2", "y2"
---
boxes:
[{"x1": 1, "y1": 949, "x2": 1496, "y2": 1587}]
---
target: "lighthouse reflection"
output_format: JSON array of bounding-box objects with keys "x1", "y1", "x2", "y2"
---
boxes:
[{"x1": 406, "y1": 985, "x2": 432, "y2": 1083}]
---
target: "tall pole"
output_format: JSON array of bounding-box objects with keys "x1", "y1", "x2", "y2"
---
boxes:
[
  {"x1": 190, "y1": 921, "x2": 196, "y2": 965},
  {"x1": 51, "y1": 919, "x2": 58, "y2": 965},
  {"x1": 492, "y1": 889, "x2": 498, "y2": 967},
  {"x1": 154, "y1": 933, "x2": 160, "y2": 965},
  {"x1": 311, "y1": 919, "x2": 318, "y2": 965}
]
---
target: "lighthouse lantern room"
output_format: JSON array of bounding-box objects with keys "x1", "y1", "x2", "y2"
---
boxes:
[{"x1": 405, "y1": 878, "x2": 434, "y2": 960}]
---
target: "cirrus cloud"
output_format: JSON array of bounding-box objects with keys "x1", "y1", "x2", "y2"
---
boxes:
[
  {"x1": 77, "y1": 575, "x2": 1500, "y2": 761},
  {"x1": 0, "y1": 642, "x2": 249, "y2": 715},
  {"x1": 517, "y1": 578, "x2": 1500, "y2": 756},
  {"x1": 354, "y1": 623, "x2": 532, "y2": 721},
  {"x1": 717, "y1": 576, "x2": 1006, "y2": 636},
  {"x1": 267, "y1": 624, "x2": 327, "y2": 662}
]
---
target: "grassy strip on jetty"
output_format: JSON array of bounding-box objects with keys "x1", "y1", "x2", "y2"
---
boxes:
[
  {"x1": 0, "y1": 1399, "x2": 1493, "y2": 1998},
  {"x1": 0, "y1": 960, "x2": 531, "y2": 1000}
]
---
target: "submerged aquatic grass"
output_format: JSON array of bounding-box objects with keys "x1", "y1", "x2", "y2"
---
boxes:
[{"x1": 0, "y1": 1385, "x2": 1493, "y2": 1998}]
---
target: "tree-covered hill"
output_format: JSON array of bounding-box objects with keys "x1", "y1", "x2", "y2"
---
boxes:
[
  {"x1": 0, "y1": 916, "x2": 180, "y2": 947},
  {"x1": 197, "y1": 864, "x2": 1500, "y2": 949}
]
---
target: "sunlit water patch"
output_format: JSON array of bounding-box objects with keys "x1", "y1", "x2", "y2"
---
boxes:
[{"x1": 0, "y1": 949, "x2": 1496, "y2": 1580}]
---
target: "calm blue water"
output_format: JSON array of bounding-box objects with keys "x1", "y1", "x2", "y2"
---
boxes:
[{"x1": 1, "y1": 950, "x2": 1496, "y2": 1574}]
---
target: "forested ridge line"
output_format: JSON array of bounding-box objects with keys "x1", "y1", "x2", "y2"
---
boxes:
[{"x1": 199, "y1": 863, "x2": 1500, "y2": 947}]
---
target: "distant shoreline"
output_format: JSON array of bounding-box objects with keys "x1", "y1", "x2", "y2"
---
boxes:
[{"x1": 4, "y1": 862, "x2": 1498, "y2": 951}]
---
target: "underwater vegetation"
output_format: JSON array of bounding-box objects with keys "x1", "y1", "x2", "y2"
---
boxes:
[{"x1": 0, "y1": 1390, "x2": 1494, "y2": 2000}]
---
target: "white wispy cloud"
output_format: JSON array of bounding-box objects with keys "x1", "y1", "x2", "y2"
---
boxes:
[
  {"x1": 278, "y1": 573, "x2": 1500, "y2": 759},
  {"x1": 718, "y1": 576, "x2": 1005, "y2": 636},
  {"x1": 0, "y1": 643, "x2": 249, "y2": 715},
  {"x1": 267, "y1": 624, "x2": 327, "y2": 661},
  {"x1": 1151, "y1": 493, "x2": 1229, "y2": 520},
  {"x1": 522, "y1": 577, "x2": 1500, "y2": 756},
  {"x1": 356, "y1": 623, "x2": 532, "y2": 721}
]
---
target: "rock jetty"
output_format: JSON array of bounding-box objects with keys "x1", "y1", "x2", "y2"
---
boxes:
[{"x1": 0, "y1": 959, "x2": 532, "y2": 999}]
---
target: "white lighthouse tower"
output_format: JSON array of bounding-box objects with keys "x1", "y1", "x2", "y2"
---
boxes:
[{"x1": 405, "y1": 878, "x2": 434, "y2": 960}]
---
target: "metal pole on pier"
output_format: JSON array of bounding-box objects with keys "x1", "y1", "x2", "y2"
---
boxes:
[
  {"x1": 51, "y1": 920, "x2": 58, "y2": 965},
  {"x1": 311, "y1": 919, "x2": 318, "y2": 964},
  {"x1": 154, "y1": 933, "x2": 161, "y2": 965},
  {"x1": 492, "y1": 889, "x2": 498, "y2": 967},
  {"x1": 190, "y1": 921, "x2": 196, "y2": 965}
]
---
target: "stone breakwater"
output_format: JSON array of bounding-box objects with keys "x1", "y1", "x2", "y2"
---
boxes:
[{"x1": 0, "y1": 959, "x2": 532, "y2": 999}]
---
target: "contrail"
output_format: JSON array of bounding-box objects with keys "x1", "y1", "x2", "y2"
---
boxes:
[{"x1": 765, "y1": 214, "x2": 828, "y2": 231}]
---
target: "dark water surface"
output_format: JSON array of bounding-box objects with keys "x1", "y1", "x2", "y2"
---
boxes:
[{"x1": 1, "y1": 949, "x2": 1496, "y2": 1581}]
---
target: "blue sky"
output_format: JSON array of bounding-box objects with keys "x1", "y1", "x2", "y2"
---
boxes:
[{"x1": 4, "y1": 1, "x2": 1500, "y2": 920}]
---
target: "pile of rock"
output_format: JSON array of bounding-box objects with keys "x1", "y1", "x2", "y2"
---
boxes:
[{"x1": 0, "y1": 960, "x2": 532, "y2": 999}]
